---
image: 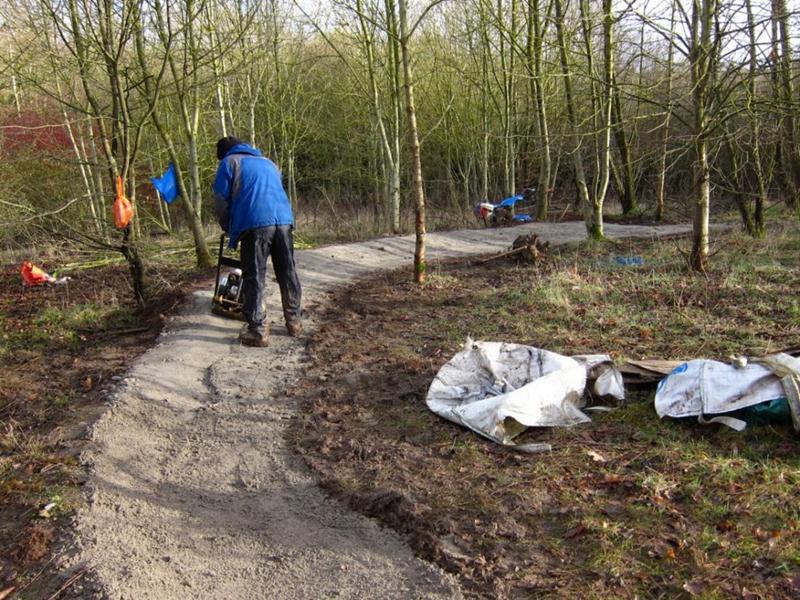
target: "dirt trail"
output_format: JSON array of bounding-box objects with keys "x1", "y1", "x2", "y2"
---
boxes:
[{"x1": 65, "y1": 222, "x2": 692, "y2": 599}]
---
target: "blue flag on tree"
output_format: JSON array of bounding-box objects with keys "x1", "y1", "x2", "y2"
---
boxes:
[{"x1": 150, "y1": 163, "x2": 179, "y2": 204}]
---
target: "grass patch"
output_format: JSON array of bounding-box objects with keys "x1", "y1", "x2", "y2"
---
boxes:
[
  {"x1": 0, "y1": 242, "x2": 208, "y2": 593},
  {"x1": 289, "y1": 221, "x2": 800, "y2": 598}
]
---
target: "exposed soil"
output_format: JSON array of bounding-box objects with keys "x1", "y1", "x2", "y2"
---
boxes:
[
  {"x1": 0, "y1": 262, "x2": 194, "y2": 421},
  {"x1": 3, "y1": 220, "x2": 729, "y2": 599},
  {"x1": 0, "y1": 261, "x2": 208, "y2": 597},
  {"x1": 288, "y1": 226, "x2": 800, "y2": 598}
]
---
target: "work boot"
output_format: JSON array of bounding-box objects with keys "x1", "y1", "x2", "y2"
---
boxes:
[
  {"x1": 286, "y1": 319, "x2": 303, "y2": 337},
  {"x1": 239, "y1": 326, "x2": 269, "y2": 347}
]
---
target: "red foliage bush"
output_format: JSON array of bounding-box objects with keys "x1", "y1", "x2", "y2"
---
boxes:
[{"x1": 0, "y1": 108, "x2": 73, "y2": 158}]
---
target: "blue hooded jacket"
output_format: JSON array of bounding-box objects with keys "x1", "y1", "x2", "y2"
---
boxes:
[{"x1": 213, "y1": 144, "x2": 295, "y2": 248}]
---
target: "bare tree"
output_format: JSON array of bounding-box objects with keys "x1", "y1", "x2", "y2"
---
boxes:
[
  {"x1": 689, "y1": 0, "x2": 719, "y2": 271},
  {"x1": 555, "y1": 0, "x2": 600, "y2": 238},
  {"x1": 398, "y1": 0, "x2": 428, "y2": 281},
  {"x1": 656, "y1": 2, "x2": 676, "y2": 222},
  {"x1": 742, "y1": 0, "x2": 767, "y2": 236},
  {"x1": 133, "y1": 0, "x2": 212, "y2": 268},
  {"x1": 771, "y1": 0, "x2": 799, "y2": 207},
  {"x1": 526, "y1": 0, "x2": 552, "y2": 219},
  {"x1": 609, "y1": 5, "x2": 637, "y2": 215}
]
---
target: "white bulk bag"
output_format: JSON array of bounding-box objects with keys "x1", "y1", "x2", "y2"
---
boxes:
[
  {"x1": 426, "y1": 340, "x2": 622, "y2": 448},
  {"x1": 654, "y1": 357, "x2": 795, "y2": 430}
]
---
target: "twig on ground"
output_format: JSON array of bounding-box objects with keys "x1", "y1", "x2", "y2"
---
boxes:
[
  {"x1": 46, "y1": 566, "x2": 88, "y2": 600},
  {"x1": 75, "y1": 326, "x2": 151, "y2": 336},
  {"x1": 10, "y1": 555, "x2": 57, "y2": 596},
  {"x1": 675, "y1": 242, "x2": 691, "y2": 268},
  {"x1": 475, "y1": 246, "x2": 528, "y2": 264}
]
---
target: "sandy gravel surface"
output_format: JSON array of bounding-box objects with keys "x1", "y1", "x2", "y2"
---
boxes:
[{"x1": 64, "y1": 222, "x2": 692, "y2": 599}]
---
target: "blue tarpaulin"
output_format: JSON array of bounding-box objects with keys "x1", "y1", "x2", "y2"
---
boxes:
[{"x1": 150, "y1": 163, "x2": 179, "y2": 204}]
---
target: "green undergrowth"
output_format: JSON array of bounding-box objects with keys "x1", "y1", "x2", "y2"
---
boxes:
[
  {"x1": 418, "y1": 225, "x2": 798, "y2": 360},
  {"x1": 291, "y1": 221, "x2": 800, "y2": 598}
]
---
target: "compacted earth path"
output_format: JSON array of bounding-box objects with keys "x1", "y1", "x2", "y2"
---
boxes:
[{"x1": 63, "y1": 222, "x2": 693, "y2": 599}]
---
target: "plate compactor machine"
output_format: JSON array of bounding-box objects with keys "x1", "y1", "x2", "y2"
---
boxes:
[{"x1": 211, "y1": 234, "x2": 246, "y2": 320}]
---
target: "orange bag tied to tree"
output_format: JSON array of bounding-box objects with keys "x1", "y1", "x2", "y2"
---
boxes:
[{"x1": 113, "y1": 175, "x2": 134, "y2": 229}]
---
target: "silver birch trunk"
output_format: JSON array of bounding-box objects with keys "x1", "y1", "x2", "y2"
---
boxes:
[
  {"x1": 86, "y1": 119, "x2": 108, "y2": 241},
  {"x1": 386, "y1": 0, "x2": 403, "y2": 233},
  {"x1": 773, "y1": 0, "x2": 800, "y2": 206},
  {"x1": 498, "y1": 0, "x2": 517, "y2": 196},
  {"x1": 358, "y1": 0, "x2": 400, "y2": 232},
  {"x1": 398, "y1": 0, "x2": 426, "y2": 282},
  {"x1": 554, "y1": 0, "x2": 594, "y2": 236},
  {"x1": 690, "y1": 0, "x2": 716, "y2": 272},
  {"x1": 579, "y1": 0, "x2": 601, "y2": 201},
  {"x1": 11, "y1": 74, "x2": 20, "y2": 116},
  {"x1": 529, "y1": 0, "x2": 551, "y2": 220},
  {"x1": 745, "y1": 0, "x2": 766, "y2": 236},
  {"x1": 656, "y1": 3, "x2": 675, "y2": 222},
  {"x1": 58, "y1": 89, "x2": 102, "y2": 234},
  {"x1": 597, "y1": 0, "x2": 612, "y2": 220},
  {"x1": 211, "y1": 50, "x2": 227, "y2": 136},
  {"x1": 479, "y1": 1, "x2": 490, "y2": 201},
  {"x1": 135, "y1": 2, "x2": 211, "y2": 266}
]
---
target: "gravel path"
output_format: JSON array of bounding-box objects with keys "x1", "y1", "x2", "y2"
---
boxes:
[{"x1": 65, "y1": 222, "x2": 692, "y2": 599}]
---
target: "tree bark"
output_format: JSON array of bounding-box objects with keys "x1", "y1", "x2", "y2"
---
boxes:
[
  {"x1": 528, "y1": 0, "x2": 552, "y2": 220},
  {"x1": 398, "y1": 0, "x2": 426, "y2": 282},
  {"x1": 498, "y1": 0, "x2": 518, "y2": 196},
  {"x1": 62, "y1": 0, "x2": 147, "y2": 299},
  {"x1": 772, "y1": 0, "x2": 799, "y2": 207},
  {"x1": 745, "y1": 0, "x2": 766, "y2": 236},
  {"x1": 690, "y1": 0, "x2": 717, "y2": 272},
  {"x1": 656, "y1": 3, "x2": 675, "y2": 222},
  {"x1": 611, "y1": 86, "x2": 637, "y2": 214},
  {"x1": 555, "y1": 0, "x2": 596, "y2": 237}
]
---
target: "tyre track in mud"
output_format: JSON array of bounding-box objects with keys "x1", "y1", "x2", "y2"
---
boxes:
[{"x1": 64, "y1": 222, "x2": 693, "y2": 599}]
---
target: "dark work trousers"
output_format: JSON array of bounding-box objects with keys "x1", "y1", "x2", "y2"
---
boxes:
[{"x1": 239, "y1": 225, "x2": 302, "y2": 336}]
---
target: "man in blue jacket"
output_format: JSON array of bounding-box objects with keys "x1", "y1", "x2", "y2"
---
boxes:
[{"x1": 213, "y1": 137, "x2": 302, "y2": 347}]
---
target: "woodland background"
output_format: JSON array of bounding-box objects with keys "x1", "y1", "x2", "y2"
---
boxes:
[{"x1": 0, "y1": 0, "x2": 798, "y2": 281}]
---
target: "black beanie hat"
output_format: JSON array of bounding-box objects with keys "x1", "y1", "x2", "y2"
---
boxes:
[{"x1": 216, "y1": 136, "x2": 245, "y2": 160}]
